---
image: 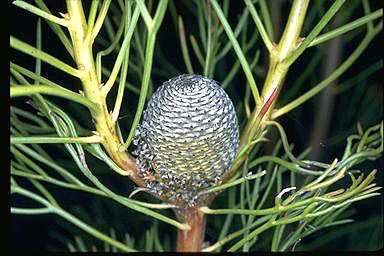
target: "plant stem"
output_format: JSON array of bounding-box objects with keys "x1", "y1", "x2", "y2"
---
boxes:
[
  {"x1": 284, "y1": 0, "x2": 346, "y2": 67},
  {"x1": 11, "y1": 135, "x2": 102, "y2": 144},
  {"x1": 101, "y1": 6, "x2": 140, "y2": 94},
  {"x1": 309, "y1": 9, "x2": 382, "y2": 47},
  {"x1": 175, "y1": 207, "x2": 206, "y2": 252},
  {"x1": 204, "y1": 0, "x2": 213, "y2": 76},
  {"x1": 34, "y1": 0, "x2": 75, "y2": 58},
  {"x1": 89, "y1": 0, "x2": 111, "y2": 43},
  {"x1": 249, "y1": 0, "x2": 309, "y2": 139},
  {"x1": 10, "y1": 36, "x2": 81, "y2": 77},
  {"x1": 189, "y1": 34, "x2": 205, "y2": 66},
  {"x1": 122, "y1": 0, "x2": 168, "y2": 149},
  {"x1": 246, "y1": 0, "x2": 309, "y2": 143},
  {"x1": 221, "y1": 0, "x2": 310, "y2": 185},
  {"x1": 178, "y1": 16, "x2": 194, "y2": 74},
  {"x1": 13, "y1": 0, "x2": 69, "y2": 27},
  {"x1": 136, "y1": 0, "x2": 153, "y2": 29},
  {"x1": 65, "y1": 0, "x2": 144, "y2": 185},
  {"x1": 95, "y1": 7, "x2": 126, "y2": 82},
  {"x1": 258, "y1": 0, "x2": 274, "y2": 39},
  {"x1": 273, "y1": 22, "x2": 382, "y2": 119},
  {"x1": 261, "y1": 0, "x2": 309, "y2": 99},
  {"x1": 244, "y1": 0, "x2": 274, "y2": 52},
  {"x1": 10, "y1": 85, "x2": 98, "y2": 113},
  {"x1": 54, "y1": 207, "x2": 136, "y2": 252},
  {"x1": 210, "y1": 0, "x2": 261, "y2": 106},
  {"x1": 10, "y1": 63, "x2": 62, "y2": 88}
]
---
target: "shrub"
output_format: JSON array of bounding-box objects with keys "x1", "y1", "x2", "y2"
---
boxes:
[{"x1": 10, "y1": 0, "x2": 382, "y2": 252}]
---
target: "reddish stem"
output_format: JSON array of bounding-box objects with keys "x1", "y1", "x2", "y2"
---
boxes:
[
  {"x1": 258, "y1": 85, "x2": 279, "y2": 121},
  {"x1": 175, "y1": 207, "x2": 206, "y2": 252}
]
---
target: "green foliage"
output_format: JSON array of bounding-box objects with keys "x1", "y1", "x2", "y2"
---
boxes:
[{"x1": 10, "y1": 0, "x2": 382, "y2": 252}]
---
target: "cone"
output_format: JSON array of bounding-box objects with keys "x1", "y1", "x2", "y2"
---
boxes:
[{"x1": 133, "y1": 74, "x2": 239, "y2": 203}]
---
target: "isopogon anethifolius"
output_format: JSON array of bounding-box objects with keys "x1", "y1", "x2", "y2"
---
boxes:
[{"x1": 132, "y1": 74, "x2": 239, "y2": 204}]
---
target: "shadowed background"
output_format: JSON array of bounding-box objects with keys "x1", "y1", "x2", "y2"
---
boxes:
[{"x1": 10, "y1": 0, "x2": 382, "y2": 251}]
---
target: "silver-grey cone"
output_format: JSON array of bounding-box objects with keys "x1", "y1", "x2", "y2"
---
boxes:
[{"x1": 133, "y1": 74, "x2": 239, "y2": 203}]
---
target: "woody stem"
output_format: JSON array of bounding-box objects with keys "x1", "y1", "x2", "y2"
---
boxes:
[{"x1": 175, "y1": 207, "x2": 206, "y2": 252}]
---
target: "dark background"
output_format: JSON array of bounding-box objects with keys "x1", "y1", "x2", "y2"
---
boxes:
[{"x1": 10, "y1": 0, "x2": 383, "y2": 251}]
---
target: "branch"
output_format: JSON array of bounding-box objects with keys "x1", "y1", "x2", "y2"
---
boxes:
[
  {"x1": 65, "y1": 0, "x2": 143, "y2": 182},
  {"x1": 13, "y1": 0, "x2": 69, "y2": 27},
  {"x1": 210, "y1": 0, "x2": 261, "y2": 106},
  {"x1": 11, "y1": 135, "x2": 102, "y2": 144},
  {"x1": 273, "y1": 22, "x2": 382, "y2": 118},
  {"x1": 309, "y1": 9, "x2": 382, "y2": 47},
  {"x1": 244, "y1": 0, "x2": 274, "y2": 52},
  {"x1": 284, "y1": 0, "x2": 346, "y2": 67},
  {"x1": 10, "y1": 85, "x2": 98, "y2": 113},
  {"x1": 10, "y1": 36, "x2": 81, "y2": 78},
  {"x1": 121, "y1": 0, "x2": 169, "y2": 149}
]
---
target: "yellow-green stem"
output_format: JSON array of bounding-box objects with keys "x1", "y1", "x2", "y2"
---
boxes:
[
  {"x1": 246, "y1": 0, "x2": 309, "y2": 141},
  {"x1": 261, "y1": 0, "x2": 309, "y2": 108},
  {"x1": 223, "y1": 0, "x2": 310, "y2": 184},
  {"x1": 65, "y1": 0, "x2": 143, "y2": 184}
]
